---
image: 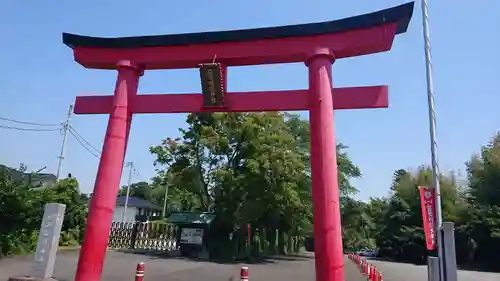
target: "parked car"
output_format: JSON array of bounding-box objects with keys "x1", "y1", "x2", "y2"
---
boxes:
[{"x1": 356, "y1": 248, "x2": 378, "y2": 257}]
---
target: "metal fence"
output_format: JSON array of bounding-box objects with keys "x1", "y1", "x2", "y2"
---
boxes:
[{"x1": 108, "y1": 222, "x2": 178, "y2": 251}]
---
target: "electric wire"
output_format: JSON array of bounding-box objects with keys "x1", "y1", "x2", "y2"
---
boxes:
[
  {"x1": 68, "y1": 129, "x2": 101, "y2": 159},
  {"x1": 0, "y1": 116, "x2": 61, "y2": 127},
  {"x1": 1, "y1": 113, "x2": 105, "y2": 163},
  {"x1": 1, "y1": 115, "x2": 132, "y2": 170},
  {"x1": 69, "y1": 126, "x2": 101, "y2": 155},
  {"x1": 0, "y1": 124, "x2": 62, "y2": 132}
]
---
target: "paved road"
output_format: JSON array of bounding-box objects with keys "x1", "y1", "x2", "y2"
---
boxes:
[
  {"x1": 366, "y1": 259, "x2": 500, "y2": 281},
  {"x1": 0, "y1": 251, "x2": 365, "y2": 281}
]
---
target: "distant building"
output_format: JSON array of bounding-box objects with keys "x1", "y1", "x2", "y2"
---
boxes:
[
  {"x1": 0, "y1": 164, "x2": 57, "y2": 189},
  {"x1": 30, "y1": 173, "x2": 57, "y2": 189},
  {"x1": 112, "y1": 196, "x2": 162, "y2": 223}
]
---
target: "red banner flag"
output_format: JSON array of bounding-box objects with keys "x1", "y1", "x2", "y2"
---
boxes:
[{"x1": 419, "y1": 186, "x2": 437, "y2": 250}]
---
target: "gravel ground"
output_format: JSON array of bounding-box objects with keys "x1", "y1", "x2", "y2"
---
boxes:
[{"x1": 0, "y1": 251, "x2": 367, "y2": 281}]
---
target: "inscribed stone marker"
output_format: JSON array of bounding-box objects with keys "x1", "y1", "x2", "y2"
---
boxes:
[{"x1": 32, "y1": 203, "x2": 66, "y2": 280}]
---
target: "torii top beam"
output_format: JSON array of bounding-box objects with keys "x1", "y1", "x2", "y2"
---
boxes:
[{"x1": 62, "y1": 2, "x2": 414, "y2": 70}]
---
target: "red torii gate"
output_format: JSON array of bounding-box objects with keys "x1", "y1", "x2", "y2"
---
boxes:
[{"x1": 63, "y1": 3, "x2": 413, "y2": 281}]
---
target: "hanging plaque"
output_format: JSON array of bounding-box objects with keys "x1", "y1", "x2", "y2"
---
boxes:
[{"x1": 199, "y1": 63, "x2": 225, "y2": 107}]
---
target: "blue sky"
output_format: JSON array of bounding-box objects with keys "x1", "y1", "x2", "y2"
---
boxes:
[{"x1": 1, "y1": 1, "x2": 499, "y2": 201}]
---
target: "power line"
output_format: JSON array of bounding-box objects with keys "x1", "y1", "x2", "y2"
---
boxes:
[
  {"x1": 0, "y1": 124, "x2": 61, "y2": 132},
  {"x1": 69, "y1": 129, "x2": 100, "y2": 159},
  {"x1": 69, "y1": 126, "x2": 101, "y2": 155},
  {"x1": 68, "y1": 129, "x2": 101, "y2": 159},
  {"x1": 0, "y1": 116, "x2": 60, "y2": 127},
  {"x1": 0, "y1": 112, "x2": 106, "y2": 172}
]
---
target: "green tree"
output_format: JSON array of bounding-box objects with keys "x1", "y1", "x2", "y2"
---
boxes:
[
  {"x1": 118, "y1": 181, "x2": 151, "y2": 200},
  {"x1": 150, "y1": 112, "x2": 361, "y2": 258},
  {"x1": 341, "y1": 197, "x2": 373, "y2": 250},
  {"x1": 0, "y1": 165, "x2": 88, "y2": 256},
  {"x1": 0, "y1": 165, "x2": 39, "y2": 256},
  {"x1": 455, "y1": 133, "x2": 500, "y2": 270},
  {"x1": 35, "y1": 178, "x2": 88, "y2": 246},
  {"x1": 374, "y1": 167, "x2": 459, "y2": 263}
]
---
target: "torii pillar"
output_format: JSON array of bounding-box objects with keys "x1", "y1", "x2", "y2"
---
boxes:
[{"x1": 62, "y1": 2, "x2": 414, "y2": 281}]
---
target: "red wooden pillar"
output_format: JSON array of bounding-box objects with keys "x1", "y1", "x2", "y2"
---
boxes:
[
  {"x1": 75, "y1": 60, "x2": 142, "y2": 281},
  {"x1": 307, "y1": 48, "x2": 344, "y2": 281},
  {"x1": 124, "y1": 67, "x2": 142, "y2": 153}
]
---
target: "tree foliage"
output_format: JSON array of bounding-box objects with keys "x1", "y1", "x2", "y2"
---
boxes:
[
  {"x1": 118, "y1": 181, "x2": 151, "y2": 200},
  {"x1": 149, "y1": 112, "x2": 361, "y2": 257},
  {"x1": 339, "y1": 133, "x2": 500, "y2": 271},
  {"x1": 0, "y1": 166, "x2": 88, "y2": 257}
]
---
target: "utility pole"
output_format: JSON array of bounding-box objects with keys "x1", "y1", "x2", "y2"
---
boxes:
[
  {"x1": 56, "y1": 104, "x2": 73, "y2": 180},
  {"x1": 122, "y1": 161, "x2": 134, "y2": 222},
  {"x1": 162, "y1": 182, "x2": 169, "y2": 218},
  {"x1": 421, "y1": 1, "x2": 445, "y2": 281}
]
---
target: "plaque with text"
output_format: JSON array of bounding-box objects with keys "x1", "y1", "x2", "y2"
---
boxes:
[{"x1": 199, "y1": 63, "x2": 225, "y2": 107}]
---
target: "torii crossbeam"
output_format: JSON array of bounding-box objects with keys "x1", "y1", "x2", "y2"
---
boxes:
[
  {"x1": 74, "y1": 87, "x2": 389, "y2": 114},
  {"x1": 63, "y1": 2, "x2": 414, "y2": 281}
]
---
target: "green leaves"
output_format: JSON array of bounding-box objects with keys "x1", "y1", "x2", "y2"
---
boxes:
[
  {"x1": 150, "y1": 112, "x2": 362, "y2": 239},
  {"x1": 456, "y1": 133, "x2": 500, "y2": 269},
  {"x1": 0, "y1": 167, "x2": 88, "y2": 256},
  {"x1": 340, "y1": 132, "x2": 500, "y2": 271},
  {"x1": 118, "y1": 181, "x2": 152, "y2": 200}
]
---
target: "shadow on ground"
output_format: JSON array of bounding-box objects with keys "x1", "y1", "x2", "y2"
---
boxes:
[{"x1": 113, "y1": 249, "x2": 314, "y2": 265}]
